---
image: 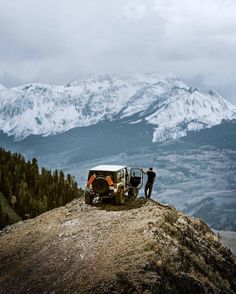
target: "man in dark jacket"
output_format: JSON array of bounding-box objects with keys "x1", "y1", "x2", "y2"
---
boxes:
[{"x1": 142, "y1": 167, "x2": 156, "y2": 199}]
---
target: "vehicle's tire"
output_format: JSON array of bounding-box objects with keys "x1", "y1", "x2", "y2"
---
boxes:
[
  {"x1": 84, "y1": 191, "x2": 93, "y2": 205},
  {"x1": 92, "y1": 177, "x2": 109, "y2": 194},
  {"x1": 116, "y1": 187, "x2": 125, "y2": 205},
  {"x1": 129, "y1": 188, "x2": 139, "y2": 200}
]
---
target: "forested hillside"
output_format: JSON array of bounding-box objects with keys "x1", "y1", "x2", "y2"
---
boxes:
[{"x1": 0, "y1": 148, "x2": 83, "y2": 228}]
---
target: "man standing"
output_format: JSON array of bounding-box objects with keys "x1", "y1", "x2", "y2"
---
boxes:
[{"x1": 142, "y1": 167, "x2": 156, "y2": 199}]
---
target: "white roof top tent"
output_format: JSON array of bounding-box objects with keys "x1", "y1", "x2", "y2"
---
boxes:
[{"x1": 90, "y1": 165, "x2": 126, "y2": 172}]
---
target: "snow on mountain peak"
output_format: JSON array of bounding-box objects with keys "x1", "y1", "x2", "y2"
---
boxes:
[
  {"x1": 0, "y1": 74, "x2": 235, "y2": 141},
  {"x1": 146, "y1": 88, "x2": 236, "y2": 142}
]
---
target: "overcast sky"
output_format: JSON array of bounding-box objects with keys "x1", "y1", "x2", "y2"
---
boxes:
[{"x1": 0, "y1": 0, "x2": 236, "y2": 103}]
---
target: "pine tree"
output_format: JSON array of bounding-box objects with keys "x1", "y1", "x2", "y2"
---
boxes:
[{"x1": 0, "y1": 147, "x2": 83, "y2": 226}]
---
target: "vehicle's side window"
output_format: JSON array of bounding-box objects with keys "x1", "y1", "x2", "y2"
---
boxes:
[{"x1": 120, "y1": 169, "x2": 124, "y2": 179}]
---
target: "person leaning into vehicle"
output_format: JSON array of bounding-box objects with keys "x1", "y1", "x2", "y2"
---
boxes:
[{"x1": 141, "y1": 167, "x2": 156, "y2": 199}]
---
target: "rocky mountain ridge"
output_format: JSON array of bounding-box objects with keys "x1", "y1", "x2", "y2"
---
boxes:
[
  {"x1": 0, "y1": 197, "x2": 235, "y2": 293},
  {"x1": 0, "y1": 74, "x2": 236, "y2": 141}
]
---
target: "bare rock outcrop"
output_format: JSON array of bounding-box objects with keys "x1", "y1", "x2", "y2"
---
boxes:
[{"x1": 0, "y1": 197, "x2": 235, "y2": 293}]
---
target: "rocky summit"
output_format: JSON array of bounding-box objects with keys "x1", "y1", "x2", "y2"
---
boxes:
[{"x1": 0, "y1": 197, "x2": 235, "y2": 293}]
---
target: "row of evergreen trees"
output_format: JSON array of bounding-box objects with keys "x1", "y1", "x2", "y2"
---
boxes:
[{"x1": 0, "y1": 147, "x2": 83, "y2": 227}]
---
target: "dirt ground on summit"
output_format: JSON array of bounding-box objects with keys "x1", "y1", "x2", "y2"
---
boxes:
[{"x1": 0, "y1": 198, "x2": 236, "y2": 293}]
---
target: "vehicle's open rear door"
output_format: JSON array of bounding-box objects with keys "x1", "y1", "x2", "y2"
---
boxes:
[{"x1": 129, "y1": 168, "x2": 143, "y2": 189}]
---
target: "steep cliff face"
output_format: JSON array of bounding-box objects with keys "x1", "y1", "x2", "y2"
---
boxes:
[{"x1": 0, "y1": 197, "x2": 235, "y2": 293}]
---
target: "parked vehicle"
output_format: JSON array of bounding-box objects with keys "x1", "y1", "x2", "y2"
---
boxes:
[{"x1": 84, "y1": 165, "x2": 143, "y2": 205}]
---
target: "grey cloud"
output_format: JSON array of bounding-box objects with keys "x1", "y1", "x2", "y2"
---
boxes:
[{"x1": 0, "y1": 0, "x2": 235, "y2": 103}]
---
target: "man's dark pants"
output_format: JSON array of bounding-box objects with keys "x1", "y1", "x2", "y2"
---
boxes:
[{"x1": 145, "y1": 182, "x2": 153, "y2": 199}]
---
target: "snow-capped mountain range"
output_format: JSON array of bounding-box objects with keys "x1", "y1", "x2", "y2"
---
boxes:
[{"x1": 0, "y1": 73, "x2": 235, "y2": 142}]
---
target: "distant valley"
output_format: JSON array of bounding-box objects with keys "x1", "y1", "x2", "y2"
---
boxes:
[{"x1": 0, "y1": 74, "x2": 236, "y2": 231}]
